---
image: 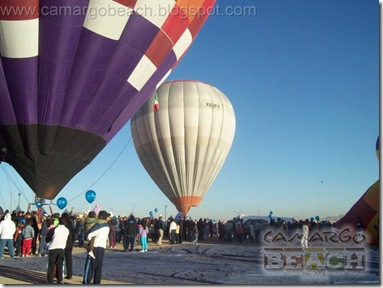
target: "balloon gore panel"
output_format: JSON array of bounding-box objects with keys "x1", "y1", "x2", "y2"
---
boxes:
[{"x1": 0, "y1": 124, "x2": 105, "y2": 199}]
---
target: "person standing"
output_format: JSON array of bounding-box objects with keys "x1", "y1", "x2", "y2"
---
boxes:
[
  {"x1": 192, "y1": 221, "x2": 199, "y2": 245},
  {"x1": 108, "y1": 217, "x2": 117, "y2": 248},
  {"x1": 61, "y1": 213, "x2": 75, "y2": 280},
  {"x1": 83, "y1": 210, "x2": 110, "y2": 284},
  {"x1": 169, "y1": 218, "x2": 176, "y2": 244},
  {"x1": 38, "y1": 214, "x2": 49, "y2": 257},
  {"x1": 0, "y1": 213, "x2": 16, "y2": 259},
  {"x1": 253, "y1": 221, "x2": 263, "y2": 243},
  {"x1": 156, "y1": 216, "x2": 166, "y2": 246},
  {"x1": 75, "y1": 216, "x2": 85, "y2": 247},
  {"x1": 175, "y1": 221, "x2": 180, "y2": 244},
  {"x1": 46, "y1": 217, "x2": 69, "y2": 284},
  {"x1": 30, "y1": 213, "x2": 40, "y2": 255},
  {"x1": 139, "y1": 219, "x2": 149, "y2": 252},
  {"x1": 116, "y1": 216, "x2": 123, "y2": 244},
  {"x1": 301, "y1": 219, "x2": 309, "y2": 249},
  {"x1": 21, "y1": 218, "x2": 35, "y2": 257},
  {"x1": 123, "y1": 215, "x2": 137, "y2": 252},
  {"x1": 14, "y1": 219, "x2": 25, "y2": 257}
]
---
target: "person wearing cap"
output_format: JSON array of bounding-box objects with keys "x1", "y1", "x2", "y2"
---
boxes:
[{"x1": 83, "y1": 210, "x2": 110, "y2": 284}]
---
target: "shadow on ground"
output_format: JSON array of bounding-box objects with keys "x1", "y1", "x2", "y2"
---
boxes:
[{"x1": 0, "y1": 265, "x2": 47, "y2": 284}]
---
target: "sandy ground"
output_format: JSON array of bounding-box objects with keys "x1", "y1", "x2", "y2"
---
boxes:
[{"x1": 0, "y1": 238, "x2": 379, "y2": 285}]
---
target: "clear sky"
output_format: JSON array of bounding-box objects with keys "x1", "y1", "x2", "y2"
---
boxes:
[{"x1": 0, "y1": 0, "x2": 379, "y2": 222}]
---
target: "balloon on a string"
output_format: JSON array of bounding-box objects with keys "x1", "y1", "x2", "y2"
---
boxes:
[
  {"x1": 315, "y1": 216, "x2": 320, "y2": 221},
  {"x1": 57, "y1": 197, "x2": 67, "y2": 210},
  {"x1": 149, "y1": 211, "x2": 153, "y2": 216},
  {"x1": 269, "y1": 211, "x2": 273, "y2": 215},
  {"x1": 85, "y1": 190, "x2": 96, "y2": 204},
  {"x1": 310, "y1": 217, "x2": 314, "y2": 222},
  {"x1": 36, "y1": 202, "x2": 42, "y2": 208},
  {"x1": 154, "y1": 208, "x2": 158, "y2": 213}
]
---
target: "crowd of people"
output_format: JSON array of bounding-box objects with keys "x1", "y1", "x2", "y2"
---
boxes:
[
  {"x1": 0, "y1": 209, "x2": 111, "y2": 284},
  {"x1": 0, "y1": 208, "x2": 366, "y2": 283}
]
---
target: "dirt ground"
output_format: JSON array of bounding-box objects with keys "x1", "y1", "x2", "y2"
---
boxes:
[{"x1": 0, "y1": 238, "x2": 379, "y2": 285}]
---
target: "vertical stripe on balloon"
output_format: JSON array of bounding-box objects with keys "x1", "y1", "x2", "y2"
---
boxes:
[
  {"x1": 172, "y1": 29, "x2": 193, "y2": 60},
  {"x1": 0, "y1": 20, "x2": 39, "y2": 58},
  {"x1": 134, "y1": 0, "x2": 176, "y2": 28},
  {"x1": 127, "y1": 55, "x2": 157, "y2": 91},
  {"x1": 161, "y1": 5, "x2": 189, "y2": 44},
  {"x1": 83, "y1": 0, "x2": 132, "y2": 40}
]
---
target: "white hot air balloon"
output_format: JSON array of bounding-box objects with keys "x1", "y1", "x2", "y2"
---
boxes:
[{"x1": 131, "y1": 80, "x2": 236, "y2": 215}]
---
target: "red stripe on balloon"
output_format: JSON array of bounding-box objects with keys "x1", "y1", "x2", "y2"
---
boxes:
[{"x1": 0, "y1": 0, "x2": 39, "y2": 21}]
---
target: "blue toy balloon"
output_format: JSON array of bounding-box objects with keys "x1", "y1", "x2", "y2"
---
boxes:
[
  {"x1": 36, "y1": 202, "x2": 42, "y2": 208},
  {"x1": 315, "y1": 216, "x2": 320, "y2": 221},
  {"x1": 57, "y1": 197, "x2": 67, "y2": 210},
  {"x1": 154, "y1": 208, "x2": 158, "y2": 213},
  {"x1": 270, "y1": 211, "x2": 273, "y2": 215},
  {"x1": 85, "y1": 190, "x2": 96, "y2": 204},
  {"x1": 149, "y1": 211, "x2": 153, "y2": 216},
  {"x1": 310, "y1": 217, "x2": 314, "y2": 222}
]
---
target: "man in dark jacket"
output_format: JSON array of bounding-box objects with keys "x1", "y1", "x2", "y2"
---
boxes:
[
  {"x1": 61, "y1": 213, "x2": 74, "y2": 280},
  {"x1": 123, "y1": 215, "x2": 137, "y2": 252},
  {"x1": 156, "y1": 216, "x2": 166, "y2": 245}
]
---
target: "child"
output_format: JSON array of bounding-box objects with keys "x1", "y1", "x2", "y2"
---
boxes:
[
  {"x1": 84, "y1": 211, "x2": 97, "y2": 259},
  {"x1": 21, "y1": 218, "x2": 35, "y2": 257},
  {"x1": 139, "y1": 219, "x2": 149, "y2": 252}
]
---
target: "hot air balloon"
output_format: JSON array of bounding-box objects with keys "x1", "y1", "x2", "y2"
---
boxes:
[
  {"x1": 335, "y1": 136, "x2": 380, "y2": 245},
  {"x1": 0, "y1": 0, "x2": 215, "y2": 200},
  {"x1": 131, "y1": 80, "x2": 236, "y2": 215},
  {"x1": 376, "y1": 136, "x2": 379, "y2": 160}
]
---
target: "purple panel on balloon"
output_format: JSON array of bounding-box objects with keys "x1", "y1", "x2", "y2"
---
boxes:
[
  {"x1": 119, "y1": 11, "x2": 159, "y2": 54},
  {"x1": 38, "y1": 6, "x2": 86, "y2": 124},
  {"x1": 0, "y1": 61, "x2": 16, "y2": 124},
  {"x1": 1, "y1": 57, "x2": 38, "y2": 124},
  {"x1": 40, "y1": 0, "x2": 88, "y2": 25},
  {"x1": 60, "y1": 28, "x2": 118, "y2": 128}
]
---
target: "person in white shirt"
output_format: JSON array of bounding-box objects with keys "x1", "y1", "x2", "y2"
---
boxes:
[
  {"x1": 83, "y1": 210, "x2": 110, "y2": 284},
  {"x1": 46, "y1": 217, "x2": 69, "y2": 284},
  {"x1": 0, "y1": 213, "x2": 16, "y2": 259},
  {"x1": 301, "y1": 220, "x2": 309, "y2": 249},
  {"x1": 169, "y1": 218, "x2": 177, "y2": 244}
]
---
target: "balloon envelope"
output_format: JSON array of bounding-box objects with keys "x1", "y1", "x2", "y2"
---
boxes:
[
  {"x1": 85, "y1": 190, "x2": 96, "y2": 204},
  {"x1": 57, "y1": 197, "x2": 67, "y2": 210},
  {"x1": 376, "y1": 136, "x2": 379, "y2": 160},
  {"x1": 131, "y1": 80, "x2": 236, "y2": 215},
  {"x1": 0, "y1": 0, "x2": 215, "y2": 200},
  {"x1": 336, "y1": 180, "x2": 379, "y2": 245}
]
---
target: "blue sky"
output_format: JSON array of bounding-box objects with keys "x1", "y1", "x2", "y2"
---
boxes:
[{"x1": 0, "y1": 0, "x2": 379, "y2": 221}]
